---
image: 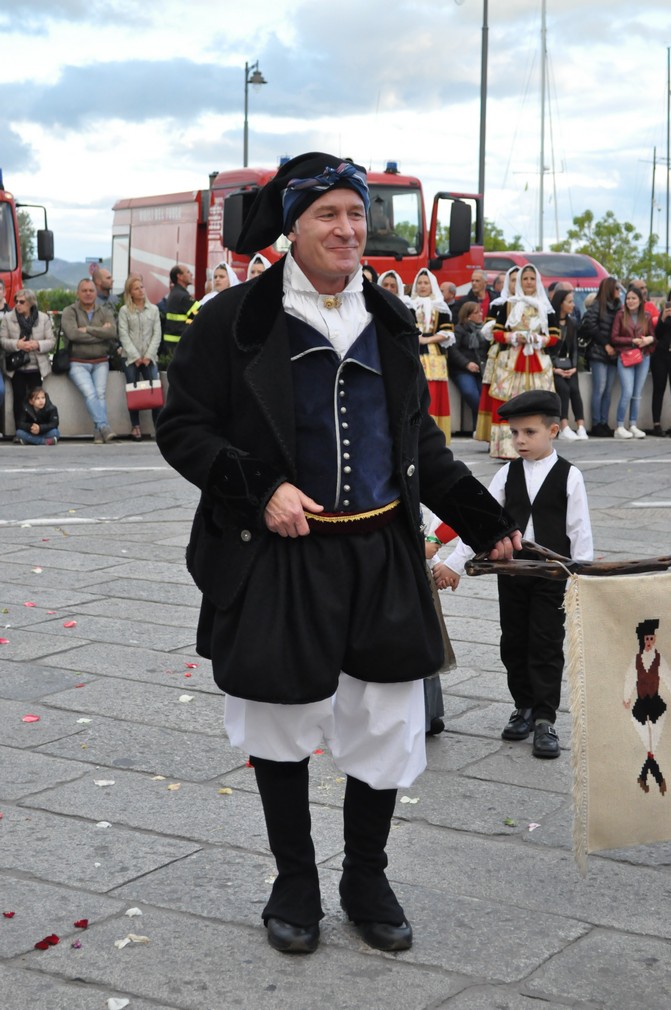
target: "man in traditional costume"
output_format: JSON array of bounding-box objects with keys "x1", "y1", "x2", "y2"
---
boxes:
[{"x1": 156, "y1": 152, "x2": 520, "y2": 955}]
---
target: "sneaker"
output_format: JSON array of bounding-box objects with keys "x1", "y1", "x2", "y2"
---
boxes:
[
  {"x1": 629, "y1": 424, "x2": 646, "y2": 439},
  {"x1": 650, "y1": 425, "x2": 666, "y2": 437},
  {"x1": 575, "y1": 426, "x2": 589, "y2": 440},
  {"x1": 558, "y1": 426, "x2": 578, "y2": 441},
  {"x1": 45, "y1": 437, "x2": 58, "y2": 446},
  {"x1": 501, "y1": 707, "x2": 534, "y2": 741},
  {"x1": 614, "y1": 426, "x2": 633, "y2": 439},
  {"x1": 13, "y1": 436, "x2": 26, "y2": 445},
  {"x1": 100, "y1": 425, "x2": 117, "y2": 443},
  {"x1": 93, "y1": 429, "x2": 104, "y2": 444}
]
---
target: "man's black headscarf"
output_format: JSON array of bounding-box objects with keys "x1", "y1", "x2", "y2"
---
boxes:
[{"x1": 236, "y1": 152, "x2": 369, "y2": 254}]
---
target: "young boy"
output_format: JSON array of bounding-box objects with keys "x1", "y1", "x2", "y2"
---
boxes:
[
  {"x1": 15, "y1": 387, "x2": 60, "y2": 445},
  {"x1": 442, "y1": 389, "x2": 593, "y2": 758}
]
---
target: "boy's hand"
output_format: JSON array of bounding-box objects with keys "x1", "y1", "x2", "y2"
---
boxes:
[{"x1": 434, "y1": 562, "x2": 460, "y2": 591}]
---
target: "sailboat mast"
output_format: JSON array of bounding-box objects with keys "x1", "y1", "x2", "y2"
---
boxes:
[{"x1": 539, "y1": 0, "x2": 547, "y2": 250}]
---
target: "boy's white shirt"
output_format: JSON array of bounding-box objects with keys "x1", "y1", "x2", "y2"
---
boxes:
[{"x1": 444, "y1": 449, "x2": 594, "y2": 576}]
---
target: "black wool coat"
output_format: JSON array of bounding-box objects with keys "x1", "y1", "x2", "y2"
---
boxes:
[{"x1": 156, "y1": 258, "x2": 514, "y2": 614}]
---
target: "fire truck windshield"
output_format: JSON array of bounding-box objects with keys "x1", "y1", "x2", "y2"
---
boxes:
[
  {"x1": 0, "y1": 201, "x2": 18, "y2": 272},
  {"x1": 364, "y1": 186, "x2": 422, "y2": 258}
]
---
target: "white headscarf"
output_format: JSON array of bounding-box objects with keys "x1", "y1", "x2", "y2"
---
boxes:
[
  {"x1": 200, "y1": 262, "x2": 240, "y2": 304},
  {"x1": 410, "y1": 268, "x2": 451, "y2": 329},
  {"x1": 505, "y1": 264, "x2": 554, "y2": 333},
  {"x1": 490, "y1": 266, "x2": 520, "y2": 307},
  {"x1": 247, "y1": 253, "x2": 272, "y2": 280},
  {"x1": 378, "y1": 270, "x2": 413, "y2": 307}
]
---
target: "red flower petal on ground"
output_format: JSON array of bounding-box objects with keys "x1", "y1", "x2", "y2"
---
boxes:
[
  {"x1": 23, "y1": 602, "x2": 37, "y2": 607},
  {"x1": 21, "y1": 715, "x2": 40, "y2": 723},
  {"x1": 34, "y1": 934, "x2": 60, "y2": 949},
  {"x1": 184, "y1": 673, "x2": 192, "y2": 678},
  {"x1": 313, "y1": 749, "x2": 324, "y2": 755},
  {"x1": 3, "y1": 912, "x2": 15, "y2": 918},
  {"x1": 74, "y1": 919, "x2": 89, "y2": 929},
  {"x1": 185, "y1": 663, "x2": 198, "y2": 669},
  {"x1": 0, "y1": 639, "x2": 9, "y2": 645},
  {"x1": 63, "y1": 621, "x2": 77, "y2": 628}
]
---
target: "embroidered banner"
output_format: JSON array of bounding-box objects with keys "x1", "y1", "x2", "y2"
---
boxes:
[{"x1": 566, "y1": 573, "x2": 671, "y2": 872}]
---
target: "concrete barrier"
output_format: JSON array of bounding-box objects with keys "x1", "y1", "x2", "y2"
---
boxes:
[
  {"x1": 2, "y1": 368, "x2": 671, "y2": 439},
  {"x1": 2, "y1": 371, "x2": 167, "y2": 438}
]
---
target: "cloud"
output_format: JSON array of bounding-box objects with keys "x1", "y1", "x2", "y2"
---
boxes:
[{"x1": 0, "y1": 129, "x2": 37, "y2": 175}]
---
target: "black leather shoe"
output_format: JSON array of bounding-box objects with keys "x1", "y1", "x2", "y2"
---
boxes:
[
  {"x1": 354, "y1": 918, "x2": 413, "y2": 951},
  {"x1": 532, "y1": 721, "x2": 560, "y2": 759},
  {"x1": 265, "y1": 917, "x2": 320, "y2": 954},
  {"x1": 501, "y1": 707, "x2": 534, "y2": 740}
]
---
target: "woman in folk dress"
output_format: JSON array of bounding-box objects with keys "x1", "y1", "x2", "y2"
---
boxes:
[{"x1": 409, "y1": 268, "x2": 454, "y2": 443}]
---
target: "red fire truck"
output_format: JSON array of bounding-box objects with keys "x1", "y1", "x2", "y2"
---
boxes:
[
  {"x1": 0, "y1": 169, "x2": 54, "y2": 304},
  {"x1": 111, "y1": 162, "x2": 484, "y2": 303}
]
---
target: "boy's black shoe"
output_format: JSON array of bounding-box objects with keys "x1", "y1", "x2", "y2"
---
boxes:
[
  {"x1": 501, "y1": 708, "x2": 534, "y2": 740},
  {"x1": 532, "y1": 721, "x2": 560, "y2": 759}
]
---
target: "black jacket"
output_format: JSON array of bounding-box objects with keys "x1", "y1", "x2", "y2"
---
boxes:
[
  {"x1": 448, "y1": 322, "x2": 489, "y2": 372},
  {"x1": 17, "y1": 394, "x2": 59, "y2": 433},
  {"x1": 581, "y1": 299, "x2": 620, "y2": 365},
  {"x1": 156, "y1": 258, "x2": 515, "y2": 612}
]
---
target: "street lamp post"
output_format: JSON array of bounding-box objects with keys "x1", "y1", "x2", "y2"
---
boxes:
[{"x1": 243, "y1": 60, "x2": 267, "y2": 168}]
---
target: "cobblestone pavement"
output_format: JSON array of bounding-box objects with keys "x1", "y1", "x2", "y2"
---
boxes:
[{"x1": 1, "y1": 435, "x2": 671, "y2": 1010}]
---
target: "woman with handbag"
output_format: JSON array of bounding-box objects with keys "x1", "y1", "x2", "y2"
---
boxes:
[
  {"x1": 611, "y1": 286, "x2": 655, "y2": 439},
  {"x1": 0, "y1": 288, "x2": 55, "y2": 430},
  {"x1": 550, "y1": 288, "x2": 588, "y2": 441},
  {"x1": 118, "y1": 274, "x2": 162, "y2": 440}
]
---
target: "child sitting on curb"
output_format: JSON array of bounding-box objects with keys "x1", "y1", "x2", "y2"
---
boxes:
[{"x1": 15, "y1": 387, "x2": 60, "y2": 445}]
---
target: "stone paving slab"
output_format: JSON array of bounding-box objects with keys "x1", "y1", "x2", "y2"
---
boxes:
[
  {"x1": 81, "y1": 559, "x2": 195, "y2": 585},
  {"x1": 0, "y1": 875, "x2": 123, "y2": 959},
  {"x1": 78, "y1": 577, "x2": 201, "y2": 607},
  {"x1": 0, "y1": 966, "x2": 183, "y2": 1010},
  {"x1": 23, "y1": 769, "x2": 345, "y2": 857},
  {"x1": 18, "y1": 904, "x2": 464, "y2": 1010},
  {"x1": 392, "y1": 768, "x2": 567, "y2": 836},
  {"x1": 526, "y1": 928, "x2": 671, "y2": 1010},
  {"x1": 41, "y1": 641, "x2": 216, "y2": 691},
  {"x1": 0, "y1": 746, "x2": 87, "y2": 800},
  {"x1": 0, "y1": 658, "x2": 94, "y2": 700},
  {"x1": 1, "y1": 560, "x2": 109, "y2": 590},
  {"x1": 465, "y1": 739, "x2": 570, "y2": 793},
  {"x1": 37, "y1": 715, "x2": 245, "y2": 781},
  {"x1": 0, "y1": 700, "x2": 91, "y2": 749},
  {"x1": 435, "y1": 988, "x2": 571, "y2": 1009},
  {"x1": 42, "y1": 678, "x2": 226, "y2": 735},
  {"x1": 3, "y1": 547, "x2": 124, "y2": 573},
  {"x1": 30, "y1": 535, "x2": 186, "y2": 563},
  {"x1": 0, "y1": 806, "x2": 200, "y2": 891},
  {"x1": 73, "y1": 597, "x2": 199, "y2": 629},
  {"x1": 27, "y1": 613, "x2": 196, "y2": 651},
  {"x1": 389, "y1": 822, "x2": 671, "y2": 938}
]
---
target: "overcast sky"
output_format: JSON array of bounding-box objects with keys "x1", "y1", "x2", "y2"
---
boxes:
[{"x1": 1, "y1": 0, "x2": 670, "y2": 263}]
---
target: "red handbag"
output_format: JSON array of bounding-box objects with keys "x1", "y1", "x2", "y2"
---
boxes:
[
  {"x1": 620, "y1": 347, "x2": 643, "y2": 368},
  {"x1": 125, "y1": 376, "x2": 164, "y2": 411}
]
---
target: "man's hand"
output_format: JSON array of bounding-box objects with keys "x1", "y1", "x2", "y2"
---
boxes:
[
  {"x1": 264, "y1": 482, "x2": 324, "y2": 538},
  {"x1": 488, "y1": 530, "x2": 523, "y2": 560}
]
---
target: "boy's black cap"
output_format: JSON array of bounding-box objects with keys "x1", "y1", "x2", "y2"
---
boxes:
[{"x1": 497, "y1": 390, "x2": 561, "y2": 419}]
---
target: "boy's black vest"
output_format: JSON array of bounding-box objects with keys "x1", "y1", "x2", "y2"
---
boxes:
[{"x1": 504, "y1": 456, "x2": 571, "y2": 558}]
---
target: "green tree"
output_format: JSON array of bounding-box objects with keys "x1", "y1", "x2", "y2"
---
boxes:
[
  {"x1": 555, "y1": 209, "x2": 643, "y2": 281},
  {"x1": 483, "y1": 218, "x2": 523, "y2": 251},
  {"x1": 17, "y1": 210, "x2": 36, "y2": 272}
]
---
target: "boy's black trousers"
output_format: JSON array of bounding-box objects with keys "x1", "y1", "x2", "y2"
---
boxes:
[{"x1": 497, "y1": 574, "x2": 567, "y2": 723}]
